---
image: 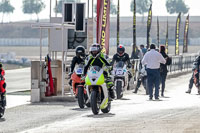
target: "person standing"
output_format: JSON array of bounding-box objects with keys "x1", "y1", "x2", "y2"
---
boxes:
[
  {"x1": 140, "y1": 44, "x2": 147, "y2": 55},
  {"x1": 160, "y1": 45, "x2": 170, "y2": 97},
  {"x1": 131, "y1": 45, "x2": 143, "y2": 60},
  {"x1": 142, "y1": 44, "x2": 166, "y2": 100}
]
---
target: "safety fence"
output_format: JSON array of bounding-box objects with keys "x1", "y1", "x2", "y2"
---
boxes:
[
  {"x1": 132, "y1": 54, "x2": 197, "y2": 76},
  {"x1": 168, "y1": 54, "x2": 197, "y2": 73}
]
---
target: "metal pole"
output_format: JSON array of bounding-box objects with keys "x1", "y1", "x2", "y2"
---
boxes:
[
  {"x1": 92, "y1": 0, "x2": 93, "y2": 19},
  {"x1": 56, "y1": 0, "x2": 58, "y2": 17},
  {"x1": 39, "y1": 28, "x2": 42, "y2": 98},
  {"x1": 61, "y1": 24, "x2": 64, "y2": 96},
  {"x1": 88, "y1": 0, "x2": 90, "y2": 18},
  {"x1": 50, "y1": 0, "x2": 52, "y2": 21},
  {"x1": 48, "y1": 29, "x2": 51, "y2": 56}
]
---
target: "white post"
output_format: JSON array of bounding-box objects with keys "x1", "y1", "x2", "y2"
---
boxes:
[
  {"x1": 48, "y1": 28, "x2": 51, "y2": 57},
  {"x1": 39, "y1": 28, "x2": 42, "y2": 97},
  {"x1": 61, "y1": 24, "x2": 64, "y2": 96},
  {"x1": 50, "y1": 0, "x2": 52, "y2": 21}
]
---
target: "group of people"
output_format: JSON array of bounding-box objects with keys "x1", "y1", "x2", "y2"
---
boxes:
[
  {"x1": 68, "y1": 43, "x2": 172, "y2": 100},
  {"x1": 69, "y1": 43, "x2": 135, "y2": 99},
  {"x1": 131, "y1": 44, "x2": 171, "y2": 100}
]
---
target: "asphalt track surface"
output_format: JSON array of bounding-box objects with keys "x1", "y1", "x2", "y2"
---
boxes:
[{"x1": 1, "y1": 73, "x2": 200, "y2": 133}]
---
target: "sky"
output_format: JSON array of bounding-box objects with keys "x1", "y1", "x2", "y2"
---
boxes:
[{"x1": 3, "y1": 0, "x2": 200, "y2": 22}]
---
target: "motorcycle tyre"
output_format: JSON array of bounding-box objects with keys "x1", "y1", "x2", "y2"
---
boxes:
[
  {"x1": 116, "y1": 81, "x2": 123, "y2": 99},
  {"x1": 91, "y1": 90, "x2": 100, "y2": 115},
  {"x1": 0, "y1": 107, "x2": 5, "y2": 118},
  {"x1": 78, "y1": 86, "x2": 85, "y2": 109}
]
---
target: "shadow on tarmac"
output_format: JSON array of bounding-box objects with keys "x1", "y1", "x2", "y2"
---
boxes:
[
  {"x1": 71, "y1": 107, "x2": 90, "y2": 111},
  {"x1": 117, "y1": 98, "x2": 131, "y2": 100},
  {"x1": 86, "y1": 113, "x2": 115, "y2": 118},
  {"x1": 0, "y1": 118, "x2": 6, "y2": 122}
]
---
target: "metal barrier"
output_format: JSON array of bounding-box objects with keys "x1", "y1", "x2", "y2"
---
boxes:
[
  {"x1": 168, "y1": 54, "x2": 197, "y2": 73},
  {"x1": 131, "y1": 54, "x2": 197, "y2": 82},
  {"x1": 130, "y1": 55, "x2": 197, "y2": 86}
]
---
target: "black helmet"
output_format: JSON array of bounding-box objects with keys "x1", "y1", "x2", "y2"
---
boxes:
[
  {"x1": 0, "y1": 62, "x2": 2, "y2": 68},
  {"x1": 117, "y1": 45, "x2": 125, "y2": 56},
  {"x1": 76, "y1": 45, "x2": 85, "y2": 57},
  {"x1": 90, "y1": 43, "x2": 101, "y2": 57}
]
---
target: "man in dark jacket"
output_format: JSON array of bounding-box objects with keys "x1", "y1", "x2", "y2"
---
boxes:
[
  {"x1": 111, "y1": 45, "x2": 132, "y2": 68},
  {"x1": 111, "y1": 45, "x2": 132, "y2": 80},
  {"x1": 160, "y1": 45, "x2": 170, "y2": 97},
  {"x1": 68, "y1": 46, "x2": 86, "y2": 85}
]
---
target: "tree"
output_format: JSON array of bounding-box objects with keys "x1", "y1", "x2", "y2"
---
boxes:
[
  {"x1": 0, "y1": 0, "x2": 15, "y2": 23},
  {"x1": 110, "y1": 0, "x2": 117, "y2": 15},
  {"x1": 130, "y1": 0, "x2": 152, "y2": 20},
  {"x1": 94, "y1": 0, "x2": 117, "y2": 15},
  {"x1": 22, "y1": 0, "x2": 45, "y2": 22},
  {"x1": 166, "y1": 0, "x2": 189, "y2": 14}
]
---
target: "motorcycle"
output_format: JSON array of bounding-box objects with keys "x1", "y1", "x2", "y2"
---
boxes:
[
  {"x1": 85, "y1": 66, "x2": 111, "y2": 115},
  {"x1": 71, "y1": 64, "x2": 90, "y2": 108},
  {"x1": 113, "y1": 61, "x2": 129, "y2": 99}
]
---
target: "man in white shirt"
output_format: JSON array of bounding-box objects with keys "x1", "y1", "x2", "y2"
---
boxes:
[{"x1": 142, "y1": 44, "x2": 166, "y2": 100}]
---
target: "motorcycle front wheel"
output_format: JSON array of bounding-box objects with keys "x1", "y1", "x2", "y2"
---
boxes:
[
  {"x1": 78, "y1": 86, "x2": 85, "y2": 109},
  {"x1": 116, "y1": 81, "x2": 123, "y2": 99},
  {"x1": 91, "y1": 90, "x2": 100, "y2": 115},
  {"x1": 0, "y1": 107, "x2": 5, "y2": 118}
]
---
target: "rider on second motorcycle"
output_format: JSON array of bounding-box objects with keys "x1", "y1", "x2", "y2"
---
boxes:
[
  {"x1": 68, "y1": 46, "x2": 86, "y2": 85},
  {"x1": 111, "y1": 45, "x2": 132, "y2": 80}
]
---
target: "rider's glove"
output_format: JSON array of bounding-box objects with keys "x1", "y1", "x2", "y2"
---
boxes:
[
  {"x1": 128, "y1": 64, "x2": 132, "y2": 69},
  {"x1": 81, "y1": 75, "x2": 86, "y2": 81}
]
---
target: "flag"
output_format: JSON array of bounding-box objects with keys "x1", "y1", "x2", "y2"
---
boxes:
[
  {"x1": 157, "y1": 16, "x2": 160, "y2": 48},
  {"x1": 117, "y1": 0, "x2": 120, "y2": 47},
  {"x1": 165, "y1": 19, "x2": 169, "y2": 54},
  {"x1": 133, "y1": 0, "x2": 136, "y2": 52},
  {"x1": 45, "y1": 55, "x2": 55, "y2": 96},
  {"x1": 175, "y1": 12, "x2": 181, "y2": 55},
  {"x1": 147, "y1": 4, "x2": 152, "y2": 49},
  {"x1": 183, "y1": 14, "x2": 189, "y2": 53},
  {"x1": 96, "y1": 0, "x2": 110, "y2": 55}
]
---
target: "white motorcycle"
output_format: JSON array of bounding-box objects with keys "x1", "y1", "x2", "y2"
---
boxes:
[
  {"x1": 85, "y1": 66, "x2": 111, "y2": 115},
  {"x1": 113, "y1": 61, "x2": 129, "y2": 99}
]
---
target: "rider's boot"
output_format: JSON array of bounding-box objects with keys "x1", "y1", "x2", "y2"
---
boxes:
[{"x1": 108, "y1": 87, "x2": 115, "y2": 99}]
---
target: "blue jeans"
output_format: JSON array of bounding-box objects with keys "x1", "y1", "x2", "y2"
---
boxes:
[{"x1": 146, "y1": 68, "x2": 160, "y2": 99}]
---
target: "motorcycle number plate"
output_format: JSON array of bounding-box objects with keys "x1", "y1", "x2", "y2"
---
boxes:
[
  {"x1": 116, "y1": 70, "x2": 123, "y2": 75},
  {"x1": 77, "y1": 68, "x2": 83, "y2": 74}
]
